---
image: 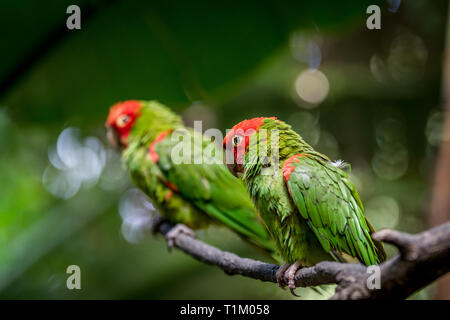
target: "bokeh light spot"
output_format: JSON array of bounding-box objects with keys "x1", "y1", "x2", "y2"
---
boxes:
[
  {"x1": 295, "y1": 69, "x2": 329, "y2": 105},
  {"x1": 43, "y1": 127, "x2": 107, "y2": 199},
  {"x1": 119, "y1": 188, "x2": 156, "y2": 244},
  {"x1": 289, "y1": 32, "x2": 322, "y2": 69}
]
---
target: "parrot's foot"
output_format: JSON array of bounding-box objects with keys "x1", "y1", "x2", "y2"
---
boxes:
[
  {"x1": 166, "y1": 224, "x2": 195, "y2": 251},
  {"x1": 286, "y1": 261, "x2": 302, "y2": 297},
  {"x1": 276, "y1": 263, "x2": 291, "y2": 289},
  {"x1": 276, "y1": 261, "x2": 302, "y2": 297}
]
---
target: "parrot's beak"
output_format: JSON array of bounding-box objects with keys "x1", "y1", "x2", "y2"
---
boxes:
[
  {"x1": 224, "y1": 144, "x2": 244, "y2": 177},
  {"x1": 227, "y1": 163, "x2": 238, "y2": 177},
  {"x1": 227, "y1": 163, "x2": 244, "y2": 178},
  {"x1": 107, "y1": 127, "x2": 120, "y2": 149}
]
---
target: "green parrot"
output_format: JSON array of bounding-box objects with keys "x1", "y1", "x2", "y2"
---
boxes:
[
  {"x1": 105, "y1": 100, "x2": 276, "y2": 257},
  {"x1": 223, "y1": 117, "x2": 386, "y2": 293}
]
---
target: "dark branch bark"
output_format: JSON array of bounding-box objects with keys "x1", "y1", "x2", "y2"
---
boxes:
[{"x1": 154, "y1": 220, "x2": 450, "y2": 300}]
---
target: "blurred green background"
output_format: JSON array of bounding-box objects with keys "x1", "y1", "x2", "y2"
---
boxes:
[{"x1": 0, "y1": 0, "x2": 448, "y2": 299}]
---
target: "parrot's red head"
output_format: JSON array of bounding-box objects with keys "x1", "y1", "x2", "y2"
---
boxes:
[
  {"x1": 223, "y1": 117, "x2": 276, "y2": 175},
  {"x1": 105, "y1": 100, "x2": 143, "y2": 148}
]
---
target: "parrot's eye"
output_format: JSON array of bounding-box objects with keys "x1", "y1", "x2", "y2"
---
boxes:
[
  {"x1": 116, "y1": 114, "x2": 130, "y2": 128},
  {"x1": 232, "y1": 135, "x2": 242, "y2": 146}
]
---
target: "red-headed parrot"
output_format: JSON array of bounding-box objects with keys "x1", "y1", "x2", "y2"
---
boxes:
[
  {"x1": 223, "y1": 117, "x2": 386, "y2": 293},
  {"x1": 106, "y1": 100, "x2": 276, "y2": 258}
]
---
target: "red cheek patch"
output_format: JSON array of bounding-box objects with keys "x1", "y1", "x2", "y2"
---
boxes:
[{"x1": 148, "y1": 130, "x2": 170, "y2": 163}]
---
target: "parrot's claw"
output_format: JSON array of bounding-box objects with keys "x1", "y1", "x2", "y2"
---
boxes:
[
  {"x1": 276, "y1": 263, "x2": 291, "y2": 289},
  {"x1": 276, "y1": 261, "x2": 302, "y2": 296},
  {"x1": 286, "y1": 261, "x2": 302, "y2": 297},
  {"x1": 166, "y1": 224, "x2": 195, "y2": 251}
]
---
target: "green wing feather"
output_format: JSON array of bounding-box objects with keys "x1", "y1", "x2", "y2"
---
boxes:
[
  {"x1": 285, "y1": 155, "x2": 386, "y2": 265},
  {"x1": 155, "y1": 129, "x2": 276, "y2": 254}
]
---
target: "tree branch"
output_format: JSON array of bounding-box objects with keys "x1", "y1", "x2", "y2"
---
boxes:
[{"x1": 154, "y1": 220, "x2": 450, "y2": 300}]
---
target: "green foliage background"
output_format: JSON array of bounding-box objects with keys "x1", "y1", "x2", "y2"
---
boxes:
[{"x1": 0, "y1": 0, "x2": 447, "y2": 299}]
